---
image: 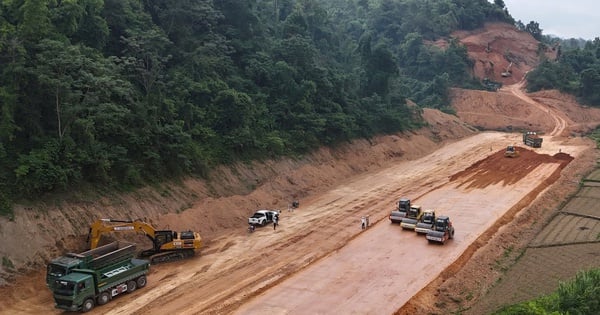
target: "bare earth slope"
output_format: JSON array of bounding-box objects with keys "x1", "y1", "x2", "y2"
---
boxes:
[{"x1": 2, "y1": 23, "x2": 600, "y2": 315}]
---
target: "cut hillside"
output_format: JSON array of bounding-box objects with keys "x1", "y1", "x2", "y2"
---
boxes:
[{"x1": 452, "y1": 22, "x2": 557, "y2": 85}]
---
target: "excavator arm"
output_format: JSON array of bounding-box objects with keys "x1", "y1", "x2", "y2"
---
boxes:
[
  {"x1": 88, "y1": 219, "x2": 158, "y2": 249},
  {"x1": 87, "y1": 218, "x2": 203, "y2": 264}
]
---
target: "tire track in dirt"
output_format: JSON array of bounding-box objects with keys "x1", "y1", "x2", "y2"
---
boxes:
[{"x1": 504, "y1": 80, "x2": 568, "y2": 136}]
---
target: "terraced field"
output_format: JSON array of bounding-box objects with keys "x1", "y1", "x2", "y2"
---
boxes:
[{"x1": 467, "y1": 173, "x2": 600, "y2": 314}]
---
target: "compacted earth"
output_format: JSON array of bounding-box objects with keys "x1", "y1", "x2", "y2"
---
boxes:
[{"x1": 1, "y1": 22, "x2": 600, "y2": 315}]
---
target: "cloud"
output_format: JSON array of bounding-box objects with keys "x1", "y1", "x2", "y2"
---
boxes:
[{"x1": 501, "y1": 0, "x2": 600, "y2": 39}]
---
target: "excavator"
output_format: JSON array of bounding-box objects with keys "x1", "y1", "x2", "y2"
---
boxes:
[{"x1": 87, "y1": 219, "x2": 203, "y2": 264}]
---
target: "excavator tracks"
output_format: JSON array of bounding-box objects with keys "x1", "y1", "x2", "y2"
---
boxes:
[{"x1": 146, "y1": 249, "x2": 195, "y2": 264}]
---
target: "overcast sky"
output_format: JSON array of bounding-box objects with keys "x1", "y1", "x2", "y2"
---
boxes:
[{"x1": 500, "y1": 0, "x2": 599, "y2": 40}]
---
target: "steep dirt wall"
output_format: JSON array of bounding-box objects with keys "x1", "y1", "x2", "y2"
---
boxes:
[{"x1": 0, "y1": 109, "x2": 475, "y2": 285}]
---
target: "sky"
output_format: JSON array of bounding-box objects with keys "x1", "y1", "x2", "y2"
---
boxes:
[{"x1": 500, "y1": 0, "x2": 600, "y2": 40}]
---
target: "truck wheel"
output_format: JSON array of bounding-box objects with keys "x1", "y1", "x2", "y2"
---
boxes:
[
  {"x1": 262, "y1": 220, "x2": 267, "y2": 226},
  {"x1": 82, "y1": 298, "x2": 95, "y2": 312},
  {"x1": 127, "y1": 280, "x2": 137, "y2": 292},
  {"x1": 136, "y1": 275, "x2": 147, "y2": 288},
  {"x1": 97, "y1": 292, "x2": 110, "y2": 305}
]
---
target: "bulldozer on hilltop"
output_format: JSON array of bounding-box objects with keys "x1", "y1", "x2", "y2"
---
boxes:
[{"x1": 504, "y1": 145, "x2": 520, "y2": 158}]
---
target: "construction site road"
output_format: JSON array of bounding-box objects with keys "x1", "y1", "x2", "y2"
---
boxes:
[
  {"x1": 233, "y1": 137, "x2": 576, "y2": 315},
  {"x1": 98, "y1": 133, "x2": 584, "y2": 315}
]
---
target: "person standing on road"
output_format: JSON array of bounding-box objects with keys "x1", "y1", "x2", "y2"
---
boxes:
[
  {"x1": 273, "y1": 214, "x2": 278, "y2": 230},
  {"x1": 361, "y1": 216, "x2": 366, "y2": 230}
]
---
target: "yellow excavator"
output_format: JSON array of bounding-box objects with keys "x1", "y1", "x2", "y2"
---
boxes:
[{"x1": 87, "y1": 219, "x2": 202, "y2": 264}]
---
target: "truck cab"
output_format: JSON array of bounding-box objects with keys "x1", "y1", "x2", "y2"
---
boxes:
[{"x1": 53, "y1": 273, "x2": 96, "y2": 312}]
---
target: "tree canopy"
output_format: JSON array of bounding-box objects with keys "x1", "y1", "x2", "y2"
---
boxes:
[{"x1": 0, "y1": 0, "x2": 513, "y2": 214}]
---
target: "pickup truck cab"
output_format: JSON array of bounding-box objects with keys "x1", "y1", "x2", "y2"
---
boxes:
[{"x1": 248, "y1": 210, "x2": 279, "y2": 226}]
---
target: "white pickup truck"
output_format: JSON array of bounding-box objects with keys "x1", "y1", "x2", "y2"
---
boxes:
[{"x1": 248, "y1": 210, "x2": 279, "y2": 226}]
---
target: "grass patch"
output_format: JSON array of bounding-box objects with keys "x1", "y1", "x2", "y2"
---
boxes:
[{"x1": 2, "y1": 256, "x2": 14, "y2": 269}]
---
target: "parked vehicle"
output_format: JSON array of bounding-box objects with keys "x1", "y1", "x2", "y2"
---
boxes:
[
  {"x1": 51, "y1": 257, "x2": 150, "y2": 312},
  {"x1": 389, "y1": 198, "x2": 411, "y2": 224},
  {"x1": 400, "y1": 205, "x2": 423, "y2": 230},
  {"x1": 414, "y1": 210, "x2": 436, "y2": 234},
  {"x1": 46, "y1": 241, "x2": 136, "y2": 290},
  {"x1": 426, "y1": 216, "x2": 455, "y2": 244},
  {"x1": 248, "y1": 210, "x2": 279, "y2": 226},
  {"x1": 523, "y1": 131, "x2": 543, "y2": 148}
]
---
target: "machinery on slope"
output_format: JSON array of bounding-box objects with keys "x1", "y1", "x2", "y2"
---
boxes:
[
  {"x1": 399, "y1": 204, "x2": 423, "y2": 230},
  {"x1": 87, "y1": 219, "x2": 202, "y2": 264},
  {"x1": 389, "y1": 198, "x2": 411, "y2": 224},
  {"x1": 46, "y1": 241, "x2": 136, "y2": 290},
  {"x1": 504, "y1": 145, "x2": 520, "y2": 158}
]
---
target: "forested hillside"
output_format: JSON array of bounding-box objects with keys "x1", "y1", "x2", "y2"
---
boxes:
[
  {"x1": 526, "y1": 37, "x2": 600, "y2": 105},
  {"x1": 0, "y1": 0, "x2": 512, "y2": 214}
]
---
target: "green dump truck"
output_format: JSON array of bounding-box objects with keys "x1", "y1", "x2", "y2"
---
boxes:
[
  {"x1": 46, "y1": 241, "x2": 137, "y2": 290},
  {"x1": 51, "y1": 257, "x2": 150, "y2": 312}
]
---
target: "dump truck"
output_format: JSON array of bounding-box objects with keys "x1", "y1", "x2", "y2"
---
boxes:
[
  {"x1": 400, "y1": 205, "x2": 423, "y2": 230},
  {"x1": 414, "y1": 210, "x2": 436, "y2": 234},
  {"x1": 426, "y1": 216, "x2": 455, "y2": 244},
  {"x1": 523, "y1": 131, "x2": 543, "y2": 148},
  {"x1": 389, "y1": 198, "x2": 411, "y2": 224},
  {"x1": 46, "y1": 241, "x2": 136, "y2": 290},
  {"x1": 51, "y1": 257, "x2": 150, "y2": 312}
]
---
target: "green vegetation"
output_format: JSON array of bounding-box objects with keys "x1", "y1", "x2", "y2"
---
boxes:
[
  {"x1": 0, "y1": 0, "x2": 512, "y2": 211},
  {"x1": 493, "y1": 268, "x2": 600, "y2": 315},
  {"x1": 526, "y1": 37, "x2": 600, "y2": 106},
  {"x1": 1, "y1": 256, "x2": 13, "y2": 269}
]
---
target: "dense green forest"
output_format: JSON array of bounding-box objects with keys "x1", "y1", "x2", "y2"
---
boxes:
[
  {"x1": 0, "y1": 0, "x2": 512, "y2": 214},
  {"x1": 526, "y1": 36, "x2": 600, "y2": 105}
]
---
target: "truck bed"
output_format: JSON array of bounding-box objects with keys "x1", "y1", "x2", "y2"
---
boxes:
[
  {"x1": 67, "y1": 242, "x2": 137, "y2": 270},
  {"x1": 97, "y1": 258, "x2": 150, "y2": 291}
]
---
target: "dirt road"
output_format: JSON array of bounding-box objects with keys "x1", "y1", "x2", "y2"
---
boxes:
[{"x1": 0, "y1": 83, "x2": 592, "y2": 315}]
